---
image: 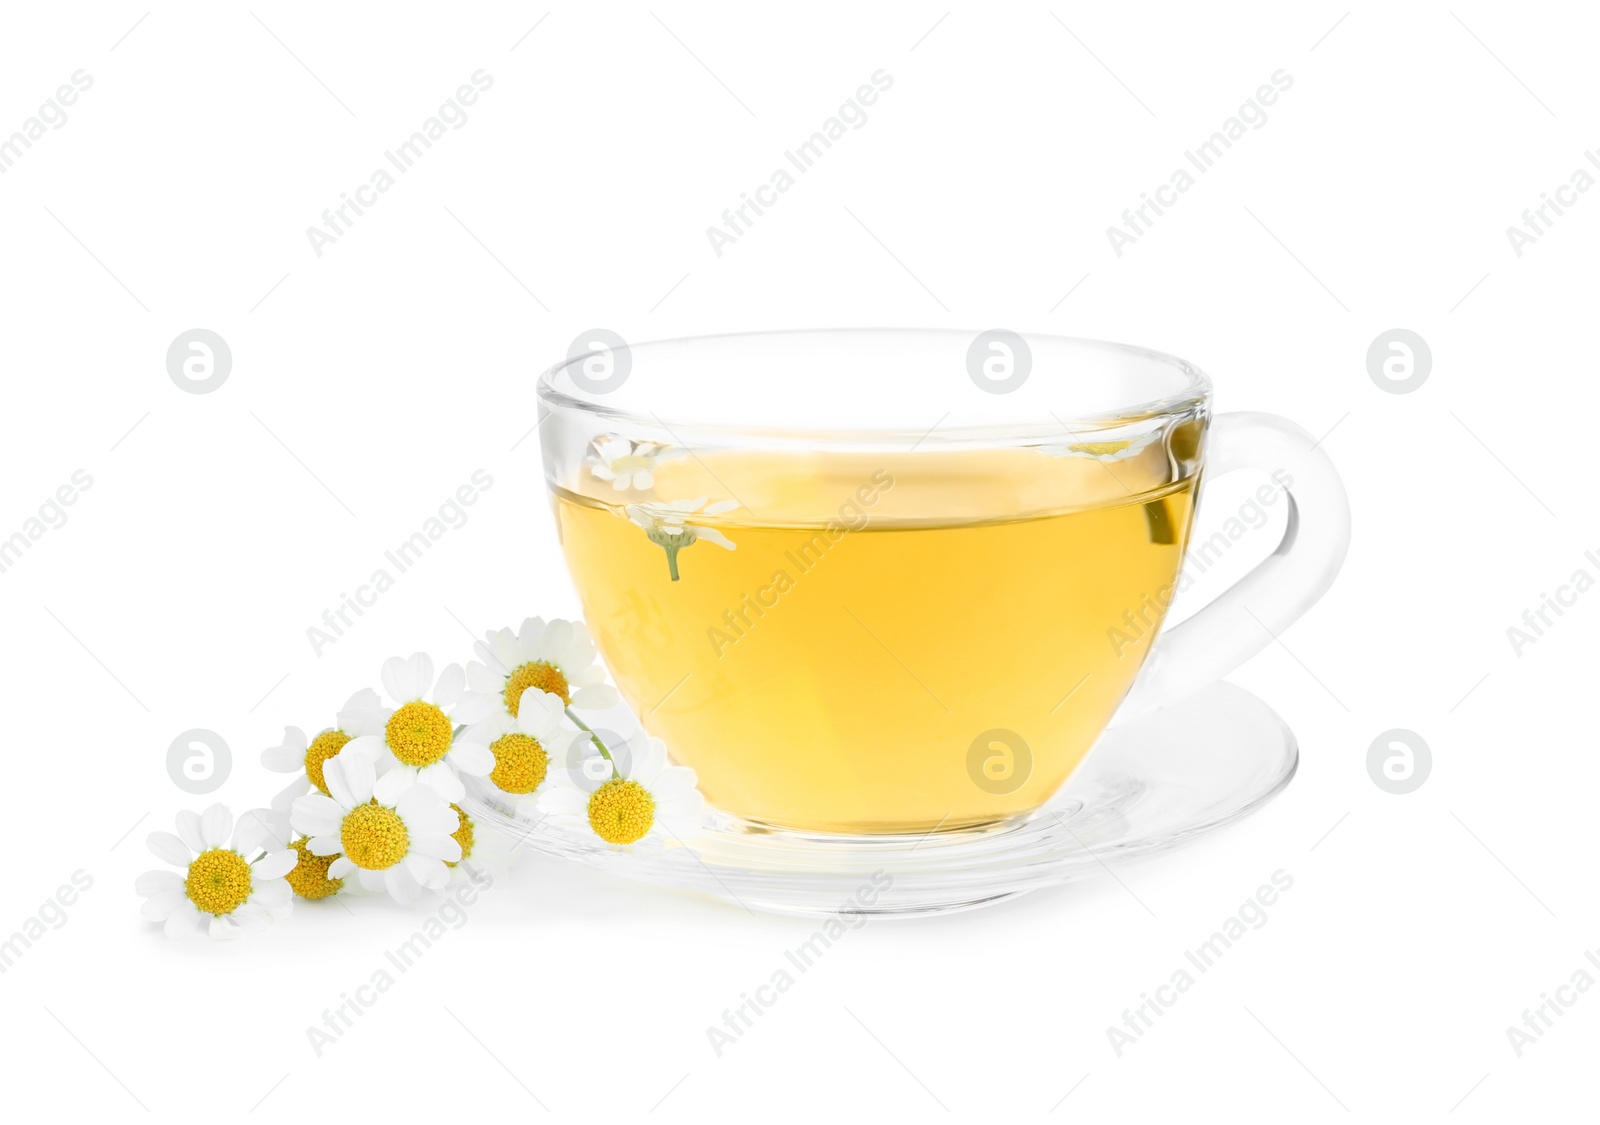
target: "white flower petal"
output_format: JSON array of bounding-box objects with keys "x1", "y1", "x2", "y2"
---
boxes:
[
  {"x1": 342, "y1": 687, "x2": 382, "y2": 714},
  {"x1": 434, "y1": 662, "x2": 465, "y2": 707},
  {"x1": 539, "y1": 619, "x2": 575, "y2": 663},
  {"x1": 568, "y1": 663, "x2": 605, "y2": 687},
  {"x1": 251, "y1": 849, "x2": 297, "y2": 880},
  {"x1": 416, "y1": 763, "x2": 465, "y2": 803},
  {"x1": 381, "y1": 655, "x2": 411, "y2": 703},
  {"x1": 406, "y1": 853, "x2": 451, "y2": 889},
  {"x1": 173, "y1": 810, "x2": 206, "y2": 854},
  {"x1": 261, "y1": 726, "x2": 308, "y2": 772},
  {"x1": 490, "y1": 627, "x2": 522, "y2": 671},
  {"x1": 329, "y1": 751, "x2": 376, "y2": 807},
  {"x1": 466, "y1": 660, "x2": 501, "y2": 693},
  {"x1": 395, "y1": 784, "x2": 449, "y2": 830},
  {"x1": 409, "y1": 832, "x2": 462, "y2": 862},
  {"x1": 570, "y1": 684, "x2": 619, "y2": 710},
  {"x1": 292, "y1": 794, "x2": 343, "y2": 838},
  {"x1": 383, "y1": 864, "x2": 422, "y2": 904},
  {"x1": 448, "y1": 740, "x2": 494, "y2": 776},
  {"x1": 234, "y1": 808, "x2": 290, "y2": 855},
  {"x1": 135, "y1": 870, "x2": 182, "y2": 898},
  {"x1": 628, "y1": 738, "x2": 667, "y2": 782},
  {"x1": 231, "y1": 902, "x2": 273, "y2": 932},
  {"x1": 404, "y1": 653, "x2": 435, "y2": 699},
  {"x1": 271, "y1": 776, "x2": 309, "y2": 815},
  {"x1": 308, "y1": 834, "x2": 344, "y2": 857},
  {"x1": 453, "y1": 693, "x2": 498, "y2": 723},
  {"x1": 328, "y1": 856, "x2": 356, "y2": 879},
  {"x1": 515, "y1": 618, "x2": 546, "y2": 662},
  {"x1": 250, "y1": 878, "x2": 292, "y2": 908},
  {"x1": 516, "y1": 690, "x2": 564, "y2": 733},
  {"x1": 340, "y1": 734, "x2": 385, "y2": 763},
  {"x1": 147, "y1": 831, "x2": 191, "y2": 868},
  {"x1": 647, "y1": 768, "x2": 699, "y2": 800},
  {"x1": 199, "y1": 804, "x2": 233, "y2": 849},
  {"x1": 140, "y1": 889, "x2": 186, "y2": 921},
  {"x1": 164, "y1": 901, "x2": 204, "y2": 938},
  {"x1": 372, "y1": 766, "x2": 415, "y2": 806},
  {"x1": 208, "y1": 915, "x2": 240, "y2": 941}
]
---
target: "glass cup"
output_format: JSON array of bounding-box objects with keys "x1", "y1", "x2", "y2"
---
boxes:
[{"x1": 537, "y1": 329, "x2": 1349, "y2": 837}]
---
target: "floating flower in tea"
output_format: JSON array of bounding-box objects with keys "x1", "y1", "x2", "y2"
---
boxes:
[
  {"x1": 586, "y1": 436, "x2": 685, "y2": 492},
  {"x1": 626, "y1": 497, "x2": 738, "y2": 580},
  {"x1": 1041, "y1": 428, "x2": 1160, "y2": 462}
]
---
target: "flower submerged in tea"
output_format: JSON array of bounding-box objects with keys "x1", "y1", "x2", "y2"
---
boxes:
[
  {"x1": 626, "y1": 497, "x2": 738, "y2": 581},
  {"x1": 1040, "y1": 427, "x2": 1160, "y2": 463},
  {"x1": 587, "y1": 436, "x2": 685, "y2": 492}
]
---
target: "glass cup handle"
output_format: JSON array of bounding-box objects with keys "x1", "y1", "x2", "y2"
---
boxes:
[{"x1": 1115, "y1": 411, "x2": 1351, "y2": 722}]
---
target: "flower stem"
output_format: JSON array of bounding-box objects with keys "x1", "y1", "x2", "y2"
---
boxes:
[{"x1": 565, "y1": 709, "x2": 619, "y2": 778}]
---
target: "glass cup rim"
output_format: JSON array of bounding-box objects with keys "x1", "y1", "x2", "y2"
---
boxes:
[{"x1": 537, "y1": 327, "x2": 1213, "y2": 449}]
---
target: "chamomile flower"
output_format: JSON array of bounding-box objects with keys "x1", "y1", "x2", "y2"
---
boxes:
[
  {"x1": 284, "y1": 837, "x2": 345, "y2": 900},
  {"x1": 456, "y1": 618, "x2": 618, "y2": 740},
  {"x1": 538, "y1": 734, "x2": 705, "y2": 849},
  {"x1": 1041, "y1": 429, "x2": 1160, "y2": 462},
  {"x1": 263, "y1": 688, "x2": 389, "y2": 813},
  {"x1": 290, "y1": 752, "x2": 461, "y2": 904},
  {"x1": 229, "y1": 806, "x2": 347, "y2": 902},
  {"x1": 341, "y1": 653, "x2": 490, "y2": 803},
  {"x1": 444, "y1": 804, "x2": 519, "y2": 886},
  {"x1": 479, "y1": 687, "x2": 577, "y2": 814},
  {"x1": 587, "y1": 436, "x2": 684, "y2": 492},
  {"x1": 137, "y1": 805, "x2": 296, "y2": 940},
  {"x1": 626, "y1": 498, "x2": 738, "y2": 581}
]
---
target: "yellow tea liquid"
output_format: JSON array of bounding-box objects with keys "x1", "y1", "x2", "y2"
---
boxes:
[{"x1": 554, "y1": 447, "x2": 1196, "y2": 834}]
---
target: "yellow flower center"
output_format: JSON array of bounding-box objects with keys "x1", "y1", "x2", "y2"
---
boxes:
[
  {"x1": 385, "y1": 701, "x2": 453, "y2": 767},
  {"x1": 448, "y1": 804, "x2": 475, "y2": 868},
  {"x1": 185, "y1": 849, "x2": 253, "y2": 916},
  {"x1": 1067, "y1": 440, "x2": 1132, "y2": 457},
  {"x1": 305, "y1": 730, "x2": 351, "y2": 794},
  {"x1": 587, "y1": 778, "x2": 655, "y2": 845},
  {"x1": 611, "y1": 454, "x2": 654, "y2": 474},
  {"x1": 340, "y1": 802, "x2": 410, "y2": 870},
  {"x1": 285, "y1": 837, "x2": 343, "y2": 900},
  {"x1": 488, "y1": 732, "x2": 549, "y2": 794},
  {"x1": 504, "y1": 661, "x2": 570, "y2": 714}
]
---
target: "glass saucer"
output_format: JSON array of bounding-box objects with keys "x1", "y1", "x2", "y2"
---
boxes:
[{"x1": 462, "y1": 681, "x2": 1297, "y2": 918}]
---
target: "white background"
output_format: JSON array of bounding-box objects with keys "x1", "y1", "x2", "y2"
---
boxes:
[{"x1": 0, "y1": 2, "x2": 1592, "y2": 1120}]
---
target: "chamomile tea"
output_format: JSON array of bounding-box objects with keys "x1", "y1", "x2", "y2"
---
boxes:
[{"x1": 554, "y1": 446, "x2": 1197, "y2": 834}]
